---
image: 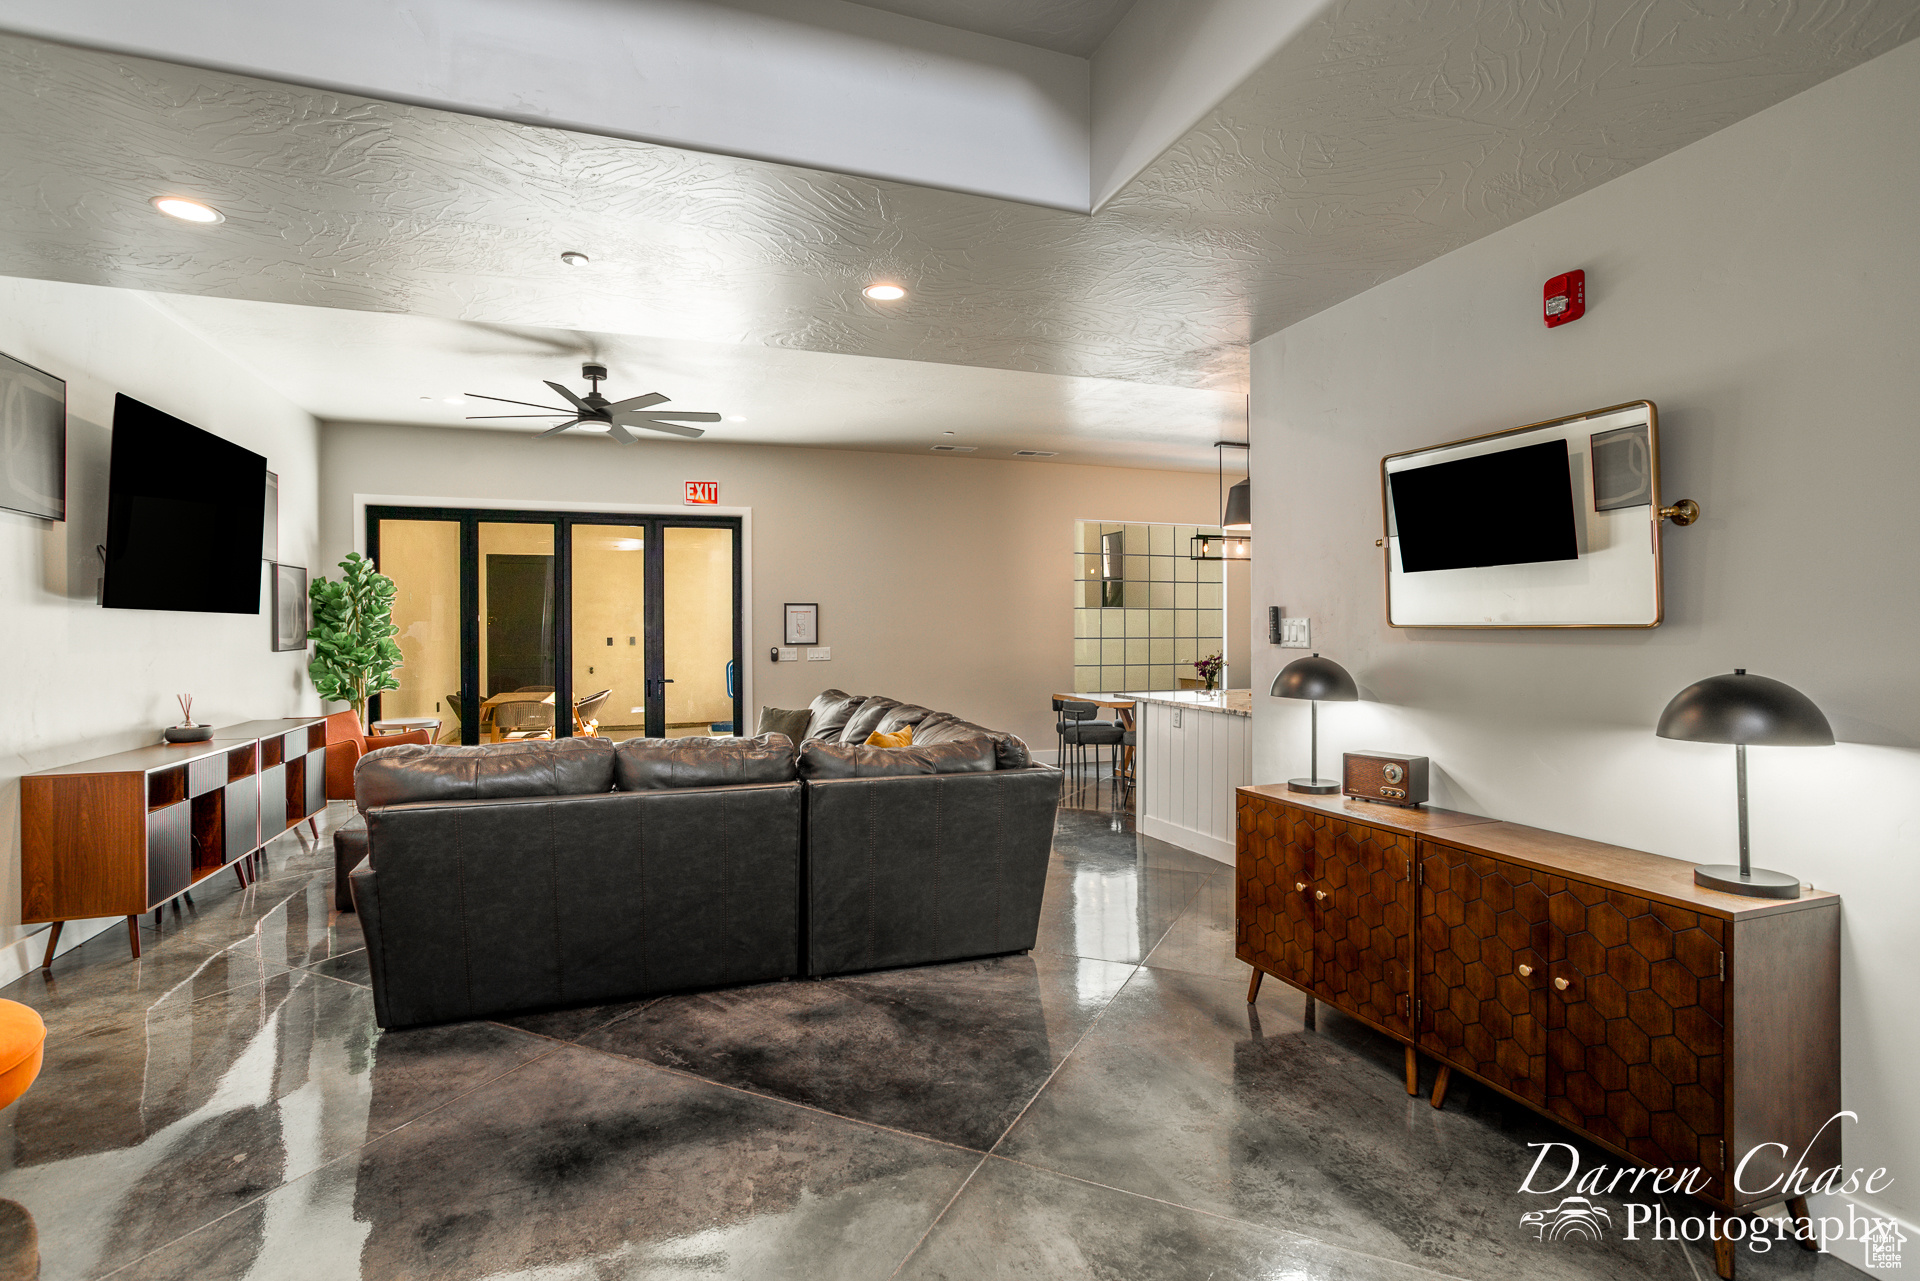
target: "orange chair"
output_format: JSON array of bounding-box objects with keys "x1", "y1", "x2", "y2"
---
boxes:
[
  {"x1": 323, "y1": 711, "x2": 433, "y2": 801},
  {"x1": 0, "y1": 1001, "x2": 44, "y2": 1112}
]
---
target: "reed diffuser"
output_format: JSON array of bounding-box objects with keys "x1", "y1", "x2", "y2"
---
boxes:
[{"x1": 164, "y1": 694, "x2": 213, "y2": 743}]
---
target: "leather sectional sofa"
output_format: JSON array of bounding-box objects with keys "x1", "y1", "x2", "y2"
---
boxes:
[{"x1": 341, "y1": 690, "x2": 1059, "y2": 1028}]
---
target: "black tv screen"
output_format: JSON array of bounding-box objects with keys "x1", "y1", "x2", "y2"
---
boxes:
[
  {"x1": 1389, "y1": 438, "x2": 1577, "y2": 573},
  {"x1": 102, "y1": 395, "x2": 267, "y2": 613}
]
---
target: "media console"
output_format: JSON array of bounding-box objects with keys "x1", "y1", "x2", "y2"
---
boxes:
[{"x1": 21, "y1": 717, "x2": 328, "y2": 968}]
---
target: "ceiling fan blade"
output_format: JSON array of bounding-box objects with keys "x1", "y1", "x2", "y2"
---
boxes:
[
  {"x1": 632, "y1": 411, "x2": 723, "y2": 423},
  {"x1": 639, "y1": 421, "x2": 706, "y2": 439},
  {"x1": 604, "y1": 419, "x2": 637, "y2": 445},
  {"x1": 544, "y1": 380, "x2": 596, "y2": 414},
  {"x1": 466, "y1": 392, "x2": 573, "y2": 412},
  {"x1": 467, "y1": 413, "x2": 572, "y2": 419},
  {"x1": 604, "y1": 392, "x2": 668, "y2": 413},
  {"x1": 537, "y1": 419, "x2": 587, "y2": 437}
]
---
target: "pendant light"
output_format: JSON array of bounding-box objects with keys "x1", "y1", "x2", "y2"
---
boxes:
[{"x1": 1191, "y1": 439, "x2": 1251, "y2": 561}]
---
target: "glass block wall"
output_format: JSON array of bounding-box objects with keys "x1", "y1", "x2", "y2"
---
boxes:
[{"x1": 1073, "y1": 521, "x2": 1225, "y2": 694}]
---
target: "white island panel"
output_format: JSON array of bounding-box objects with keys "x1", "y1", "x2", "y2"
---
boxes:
[{"x1": 1132, "y1": 691, "x2": 1252, "y2": 864}]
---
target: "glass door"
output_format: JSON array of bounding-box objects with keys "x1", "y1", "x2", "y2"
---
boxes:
[{"x1": 369, "y1": 508, "x2": 740, "y2": 743}]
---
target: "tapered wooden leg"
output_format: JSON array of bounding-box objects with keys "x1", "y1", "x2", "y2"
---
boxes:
[
  {"x1": 1303, "y1": 997, "x2": 1315, "y2": 1030},
  {"x1": 126, "y1": 916, "x2": 142, "y2": 960},
  {"x1": 1786, "y1": 1197, "x2": 1817, "y2": 1251},
  {"x1": 1246, "y1": 968, "x2": 1264, "y2": 1003},
  {"x1": 1404, "y1": 1044, "x2": 1419, "y2": 1095},
  {"x1": 1430, "y1": 1065, "x2": 1451, "y2": 1109},
  {"x1": 234, "y1": 862, "x2": 250, "y2": 889},
  {"x1": 308, "y1": 816, "x2": 320, "y2": 839},
  {"x1": 154, "y1": 907, "x2": 164, "y2": 927},
  {"x1": 1712, "y1": 1215, "x2": 1737, "y2": 1279},
  {"x1": 39, "y1": 921, "x2": 63, "y2": 972}
]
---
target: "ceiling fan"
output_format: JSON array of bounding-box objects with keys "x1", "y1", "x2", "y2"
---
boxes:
[{"x1": 465, "y1": 363, "x2": 723, "y2": 443}]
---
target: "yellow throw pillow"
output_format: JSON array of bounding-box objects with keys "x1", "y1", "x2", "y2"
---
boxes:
[{"x1": 866, "y1": 726, "x2": 914, "y2": 748}]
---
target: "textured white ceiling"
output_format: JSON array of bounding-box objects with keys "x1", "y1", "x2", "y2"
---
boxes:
[
  {"x1": 0, "y1": 2, "x2": 1914, "y2": 460},
  {"x1": 147, "y1": 293, "x2": 1244, "y2": 468},
  {"x1": 850, "y1": 0, "x2": 1138, "y2": 56}
]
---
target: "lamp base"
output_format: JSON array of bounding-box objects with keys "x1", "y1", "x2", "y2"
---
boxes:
[
  {"x1": 1287, "y1": 777, "x2": 1340, "y2": 795},
  {"x1": 1692, "y1": 864, "x2": 1802, "y2": 899}
]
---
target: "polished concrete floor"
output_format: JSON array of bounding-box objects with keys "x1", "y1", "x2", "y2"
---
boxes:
[{"x1": 0, "y1": 770, "x2": 1848, "y2": 1280}]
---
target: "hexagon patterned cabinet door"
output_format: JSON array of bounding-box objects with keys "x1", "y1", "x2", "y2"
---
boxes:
[
  {"x1": 1416, "y1": 841, "x2": 1553, "y2": 1106},
  {"x1": 1316, "y1": 816, "x2": 1413, "y2": 1037},
  {"x1": 1547, "y1": 882, "x2": 1726, "y2": 1198},
  {"x1": 1235, "y1": 794, "x2": 1318, "y2": 991}
]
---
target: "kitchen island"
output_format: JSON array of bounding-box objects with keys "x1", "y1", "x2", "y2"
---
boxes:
[{"x1": 1130, "y1": 689, "x2": 1252, "y2": 864}]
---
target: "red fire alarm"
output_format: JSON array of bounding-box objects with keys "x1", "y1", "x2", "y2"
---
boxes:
[{"x1": 1544, "y1": 270, "x2": 1585, "y2": 327}]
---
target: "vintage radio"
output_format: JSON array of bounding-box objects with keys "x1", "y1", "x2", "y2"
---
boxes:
[{"x1": 1342, "y1": 751, "x2": 1428, "y2": 807}]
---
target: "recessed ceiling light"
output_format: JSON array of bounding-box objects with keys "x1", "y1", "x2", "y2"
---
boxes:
[
  {"x1": 151, "y1": 196, "x2": 223, "y2": 224},
  {"x1": 1014, "y1": 450, "x2": 1058, "y2": 457},
  {"x1": 560, "y1": 251, "x2": 590, "y2": 267},
  {"x1": 862, "y1": 283, "x2": 906, "y2": 301}
]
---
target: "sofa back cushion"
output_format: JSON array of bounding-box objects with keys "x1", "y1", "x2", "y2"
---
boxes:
[
  {"x1": 898, "y1": 714, "x2": 1033, "y2": 769},
  {"x1": 798, "y1": 737, "x2": 996, "y2": 779},
  {"x1": 614, "y1": 734, "x2": 798, "y2": 790},
  {"x1": 875, "y1": 704, "x2": 932, "y2": 733},
  {"x1": 837, "y1": 696, "x2": 902, "y2": 744},
  {"x1": 355, "y1": 738, "x2": 617, "y2": 811},
  {"x1": 803, "y1": 690, "x2": 867, "y2": 743}
]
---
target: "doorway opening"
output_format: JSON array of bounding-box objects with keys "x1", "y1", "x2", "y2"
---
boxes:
[{"x1": 366, "y1": 506, "x2": 742, "y2": 744}]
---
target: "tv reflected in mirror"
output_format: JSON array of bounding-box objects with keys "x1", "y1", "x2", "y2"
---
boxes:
[{"x1": 0, "y1": 350, "x2": 66, "y2": 522}]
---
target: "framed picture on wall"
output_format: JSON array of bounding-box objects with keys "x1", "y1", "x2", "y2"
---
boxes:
[
  {"x1": 272, "y1": 563, "x2": 308, "y2": 651},
  {"x1": 784, "y1": 603, "x2": 819, "y2": 646}
]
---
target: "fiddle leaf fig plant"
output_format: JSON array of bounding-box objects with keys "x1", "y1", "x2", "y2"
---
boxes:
[{"x1": 307, "y1": 552, "x2": 403, "y2": 728}]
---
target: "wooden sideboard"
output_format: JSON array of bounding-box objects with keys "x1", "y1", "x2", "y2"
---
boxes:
[
  {"x1": 1236, "y1": 784, "x2": 1839, "y2": 1279},
  {"x1": 21, "y1": 717, "x2": 329, "y2": 968}
]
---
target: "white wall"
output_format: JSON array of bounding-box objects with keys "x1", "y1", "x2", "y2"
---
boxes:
[
  {"x1": 321, "y1": 423, "x2": 1222, "y2": 754},
  {"x1": 1248, "y1": 36, "x2": 1920, "y2": 1252},
  {"x1": 0, "y1": 278, "x2": 320, "y2": 984},
  {"x1": 0, "y1": 0, "x2": 1091, "y2": 211}
]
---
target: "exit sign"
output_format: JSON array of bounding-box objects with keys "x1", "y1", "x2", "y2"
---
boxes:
[{"x1": 684, "y1": 481, "x2": 719, "y2": 505}]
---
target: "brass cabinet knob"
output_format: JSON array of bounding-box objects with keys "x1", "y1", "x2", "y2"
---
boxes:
[
  {"x1": 1295, "y1": 882, "x2": 1308, "y2": 892},
  {"x1": 1517, "y1": 964, "x2": 1533, "y2": 977},
  {"x1": 1553, "y1": 976, "x2": 1571, "y2": 991},
  {"x1": 1315, "y1": 890, "x2": 1328, "y2": 901}
]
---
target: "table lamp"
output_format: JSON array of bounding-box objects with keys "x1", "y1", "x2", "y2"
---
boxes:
[
  {"x1": 1270, "y1": 653, "x2": 1358, "y2": 794},
  {"x1": 1655, "y1": 668, "x2": 1833, "y2": 899}
]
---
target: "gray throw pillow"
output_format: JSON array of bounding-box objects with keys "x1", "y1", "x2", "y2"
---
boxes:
[{"x1": 756, "y1": 705, "x2": 813, "y2": 741}]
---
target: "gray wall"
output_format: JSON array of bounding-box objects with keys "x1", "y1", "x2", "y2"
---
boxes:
[{"x1": 1248, "y1": 39, "x2": 1920, "y2": 1233}]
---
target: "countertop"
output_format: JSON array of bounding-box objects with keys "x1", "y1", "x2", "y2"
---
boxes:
[{"x1": 1121, "y1": 689, "x2": 1252, "y2": 718}]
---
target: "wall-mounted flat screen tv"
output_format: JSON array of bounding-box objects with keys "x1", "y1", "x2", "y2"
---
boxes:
[
  {"x1": 1388, "y1": 438, "x2": 1577, "y2": 573},
  {"x1": 102, "y1": 394, "x2": 267, "y2": 613},
  {"x1": 0, "y1": 350, "x2": 66, "y2": 521}
]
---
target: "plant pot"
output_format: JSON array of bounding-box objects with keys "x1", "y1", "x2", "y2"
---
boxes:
[{"x1": 164, "y1": 724, "x2": 214, "y2": 744}]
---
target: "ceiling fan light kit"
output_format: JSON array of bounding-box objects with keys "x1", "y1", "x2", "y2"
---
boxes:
[{"x1": 466, "y1": 363, "x2": 725, "y2": 444}]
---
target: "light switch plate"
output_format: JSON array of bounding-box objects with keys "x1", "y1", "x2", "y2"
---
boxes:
[
  {"x1": 806, "y1": 647, "x2": 831, "y2": 661},
  {"x1": 1172, "y1": 707, "x2": 1182, "y2": 729},
  {"x1": 778, "y1": 647, "x2": 798, "y2": 662},
  {"x1": 1280, "y1": 617, "x2": 1311, "y2": 648}
]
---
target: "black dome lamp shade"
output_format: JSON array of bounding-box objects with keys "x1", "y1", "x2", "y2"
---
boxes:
[
  {"x1": 1656, "y1": 669, "x2": 1833, "y2": 899},
  {"x1": 1270, "y1": 653, "x2": 1359, "y2": 794}
]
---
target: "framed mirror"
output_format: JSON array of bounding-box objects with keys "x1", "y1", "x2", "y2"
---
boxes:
[{"x1": 1380, "y1": 400, "x2": 1684, "y2": 629}]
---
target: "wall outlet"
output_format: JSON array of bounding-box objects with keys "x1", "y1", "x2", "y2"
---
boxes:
[
  {"x1": 1280, "y1": 616, "x2": 1311, "y2": 648},
  {"x1": 806, "y1": 647, "x2": 831, "y2": 661},
  {"x1": 777, "y1": 647, "x2": 799, "y2": 662}
]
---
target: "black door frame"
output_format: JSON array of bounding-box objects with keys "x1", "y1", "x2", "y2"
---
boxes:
[{"x1": 366, "y1": 506, "x2": 744, "y2": 743}]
